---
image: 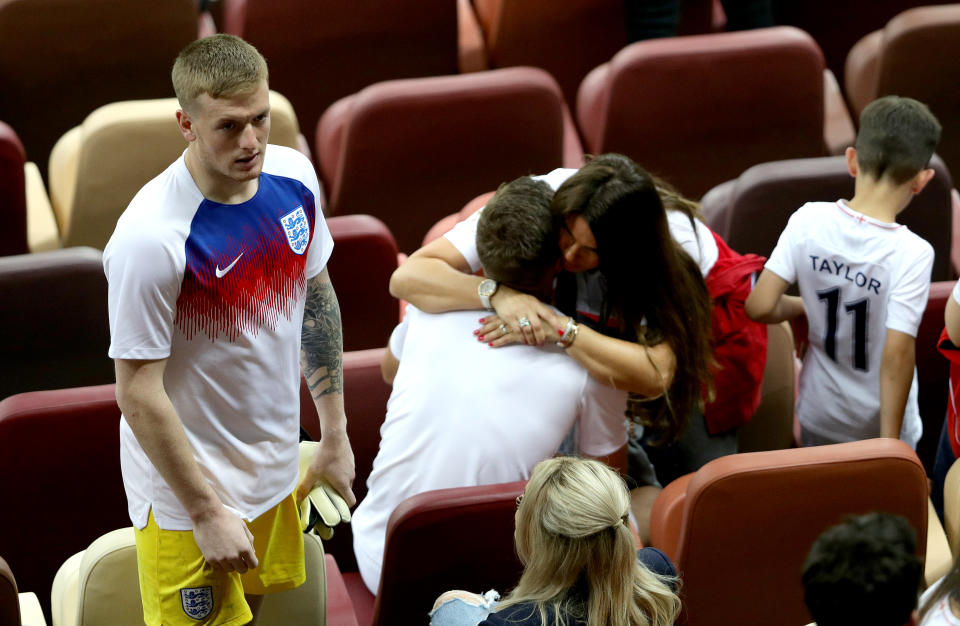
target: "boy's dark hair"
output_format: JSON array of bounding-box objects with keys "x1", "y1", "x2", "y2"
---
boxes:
[
  {"x1": 476, "y1": 177, "x2": 558, "y2": 292},
  {"x1": 856, "y1": 95, "x2": 942, "y2": 184},
  {"x1": 802, "y1": 512, "x2": 922, "y2": 626}
]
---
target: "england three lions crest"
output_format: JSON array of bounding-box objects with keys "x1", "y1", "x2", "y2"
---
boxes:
[
  {"x1": 281, "y1": 206, "x2": 310, "y2": 255},
  {"x1": 180, "y1": 586, "x2": 213, "y2": 620}
]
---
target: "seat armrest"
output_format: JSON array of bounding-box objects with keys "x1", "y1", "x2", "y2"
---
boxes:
[
  {"x1": 649, "y1": 473, "x2": 694, "y2": 562},
  {"x1": 927, "y1": 498, "x2": 953, "y2": 586},
  {"x1": 457, "y1": 0, "x2": 488, "y2": 73},
  {"x1": 19, "y1": 592, "x2": 47, "y2": 626},
  {"x1": 822, "y1": 69, "x2": 856, "y2": 156},
  {"x1": 323, "y1": 555, "x2": 359, "y2": 626},
  {"x1": 844, "y1": 29, "x2": 883, "y2": 119},
  {"x1": 25, "y1": 161, "x2": 61, "y2": 252}
]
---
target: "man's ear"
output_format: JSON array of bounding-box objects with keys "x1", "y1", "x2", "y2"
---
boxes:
[
  {"x1": 910, "y1": 168, "x2": 935, "y2": 195},
  {"x1": 845, "y1": 146, "x2": 858, "y2": 178},
  {"x1": 176, "y1": 109, "x2": 196, "y2": 143}
]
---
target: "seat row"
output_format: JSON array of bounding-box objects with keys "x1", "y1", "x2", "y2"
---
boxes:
[
  {"x1": 0, "y1": 372, "x2": 952, "y2": 626},
  {"x1": 5, "y1": 13, "x2": 958, "y2": 257}
]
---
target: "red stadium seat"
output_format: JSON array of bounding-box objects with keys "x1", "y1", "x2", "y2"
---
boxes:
[
  {"x1": 0, "y1": 122, "x2": 27, "y2": 257},
  {"x1": 0, "y1": 385, "x2": 127, "y2": 621},
  {"x1": 649, "y1": 439, "x2": 929, "y2": 625},
  {"x1": 0, "y1": 247, "x2": 113, "y2": 402},
  {"x1": 576, "y1": 26, "x2": 850, "y2": 199},
  {"x1": 0, "y1": 121, "x2": 57, "y2": 255},
  {"x1": 699, "y1": 153, "x2": 955, "y2": 282},
  {"x1": 223, "y1": 0, "x2": 460, "y2": 160},
  {"x1": 845, "y1": 4, "x2": 960, "y2": 179},
  {"x1": 421, "y1": 191, "x2": 494, "y2": 248},
  {"x1": 472, "y1": 0, "x2": 626, "y2": 107},
  {"x1": 327, "y1": 480, "x2": 525, "y2": 626},
  {"x1": 771, "y1": 0, "x2": 958, "y2": 88},
  {"x1": 317, "y1": 67, "x2": 580, "y2": 253},
  {"x1": 325, "y1": 215, "x2": 401, "y2": 352}
]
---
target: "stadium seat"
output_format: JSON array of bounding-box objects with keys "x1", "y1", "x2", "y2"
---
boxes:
[
  {"x1": 576, "y1": 26, "x2": 854, "y2": 199},
  {"x1": 46, "y1": 92, "x2": 304, "y2": 250},
  {"x1": 471, "y1": 0, "x2": 626, "y2": 107},
  {"x1": 325, "y1": 216, "x2": 400, "y2": 352},
  {"x1": 0, "y1": 555, "x2": 46, "y2": 626},
  {"x1": 699, "y1": 153, "x2": 955, "y2": 281},
  {"x1": 327, "y1": 481, "x2": 525, "y2": 626},
  {"x1": 0, "y1": 0, "x2": 199, "y2": 181},
  {"x1": 299, "y1": 348, "x2": 392, "y2": 573},
  {"x1": 737, "y1": 321, "x2": 796, "y2": 453},
  {"x1": 317, "y1": 67, "x2": 580, "y2": 253},
  {"x1": 50, "y1": 528, "x2": 331, "y2": 626},
  {"x1": 222, "y1": 0, "x2": 460, "y2": 159},
  {"x1": 421, "y1": 191, "x2": 493, "y2": 247},
  {"x1": 0, "y1": 385, "x2": 126, "y2": 622},
  {"x1": 0, "y1": 248, "x2": 112, "y2": 401},
  {"x1": 649, "y1": 438, "x2": 930, "y2": 625},
  {"x1": 0, "y1": 121, "x2": 57, "y2": 256},
  {"x1": 771, "y1": 0, "x2": 957, "y2": 88},
  {"x1": 845, "y1": 4, "x2": 960, "y2": 178}
]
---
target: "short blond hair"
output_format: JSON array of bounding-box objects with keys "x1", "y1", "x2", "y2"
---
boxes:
[{"x1": 172, "y1": 34, "x2": 268, "y2": 110}]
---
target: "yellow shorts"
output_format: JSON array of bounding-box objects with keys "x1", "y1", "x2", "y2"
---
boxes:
[{"x1": 134, "y1": 494, "x2": 305, "y2": 626}]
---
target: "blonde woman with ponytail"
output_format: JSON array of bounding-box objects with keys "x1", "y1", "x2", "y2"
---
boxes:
[{"x1": 430, "y1": 457, "x2": 680, "y2": 626}]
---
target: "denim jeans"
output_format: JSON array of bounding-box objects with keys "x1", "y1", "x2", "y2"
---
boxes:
[{"x1": 430, "y1": 590, "x2": 500, "y2": 626}]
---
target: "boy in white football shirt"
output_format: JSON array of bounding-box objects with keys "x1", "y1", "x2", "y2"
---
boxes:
[{"x1": 745, "y1": 96, "x2": 941, "y2": 447}]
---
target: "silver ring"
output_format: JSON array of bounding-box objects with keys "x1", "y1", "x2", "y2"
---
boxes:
[
  {"x1": 499, "y1": 323, "x2": 509, "y2": 335},
  {"x1": 518, "y1": 317, "x2": 532, "y2": 328}
]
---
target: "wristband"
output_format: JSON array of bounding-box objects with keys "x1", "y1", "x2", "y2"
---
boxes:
[{"x1": 557, "y1": 318, "x2": 579, "y2": 349}]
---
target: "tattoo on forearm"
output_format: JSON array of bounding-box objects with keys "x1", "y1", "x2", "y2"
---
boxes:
[{"x1": 301, "y1": 270, "x2": 343, "y2": 398}]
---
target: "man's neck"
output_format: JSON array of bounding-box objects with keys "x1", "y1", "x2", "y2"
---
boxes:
[{"x1": 184, "y1": 147, "x2": 259, "y2": 205}]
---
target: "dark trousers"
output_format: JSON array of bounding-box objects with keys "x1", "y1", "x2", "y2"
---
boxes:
[{"x1": 624, "y1": 0, "x2": 774, "y2": 42}]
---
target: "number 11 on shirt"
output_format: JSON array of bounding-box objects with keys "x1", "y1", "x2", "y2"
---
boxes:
[{"x1": 817, "y1": 287, "x2": 869, "y2": 371}]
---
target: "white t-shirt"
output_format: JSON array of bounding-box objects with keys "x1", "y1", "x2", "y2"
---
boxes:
[
  {"x1": 444, "y1": 168, "x2": 718, "y2": 278},
  {"x1": 764, "y1": 200, "x2": 933, "y2": 446},
  {"x1": 920, "y1": 577, "x2": 960, "y2": 625},
  {"x1": 351, "y1": 305, "x2": 629, "y2": 593},
  {"x1": 104, "y1": 145, "x2": 332, "y2": 530}
]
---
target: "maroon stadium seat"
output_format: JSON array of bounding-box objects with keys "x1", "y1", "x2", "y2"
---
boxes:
[
  {"x1": 0, "y1": 247, "x2": 113, "y2": 402},
  {"x1": 0, "y1": 385, "x2": 127, "y2": 621},
  {"x1": 223, "y1": 0, "x2": 460, "y2": 160},
  {"x1": 577, "y1": 26, "x2": 837, "y2": 199},
  {"x1": 327, "y1": 480, "x2": 525, "y2": 626},
  {"x1": 325, "y1": 215, "x2": 401, "y2": 352},
  {"x1": 317, "y1": 67, "x2": 579, "y2": 253},
  {"x1": 845, "y1": 4, "x2": 960, "y2": 179}
]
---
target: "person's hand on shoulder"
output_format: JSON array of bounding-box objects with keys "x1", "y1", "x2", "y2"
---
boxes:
[{"x1": 478, "y1": 287, "x2": 555, "y2": 346}]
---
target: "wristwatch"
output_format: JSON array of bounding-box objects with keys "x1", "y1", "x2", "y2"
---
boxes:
[{"x1": 478, "y1": 279, "x2": 498, "y2": 310}]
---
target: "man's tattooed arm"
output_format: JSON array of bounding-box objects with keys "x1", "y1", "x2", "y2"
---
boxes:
[
  {"x1": 301, "y1": 268, "x2": 343, "y2": 399},
  {"x1": 298, "y1": 267, "x2": 355, "y2": 506}
]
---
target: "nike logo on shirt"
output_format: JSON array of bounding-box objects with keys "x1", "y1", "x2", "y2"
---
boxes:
[{"x1": 215, "y1": 253, "x2": 243, "y2": 278}]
